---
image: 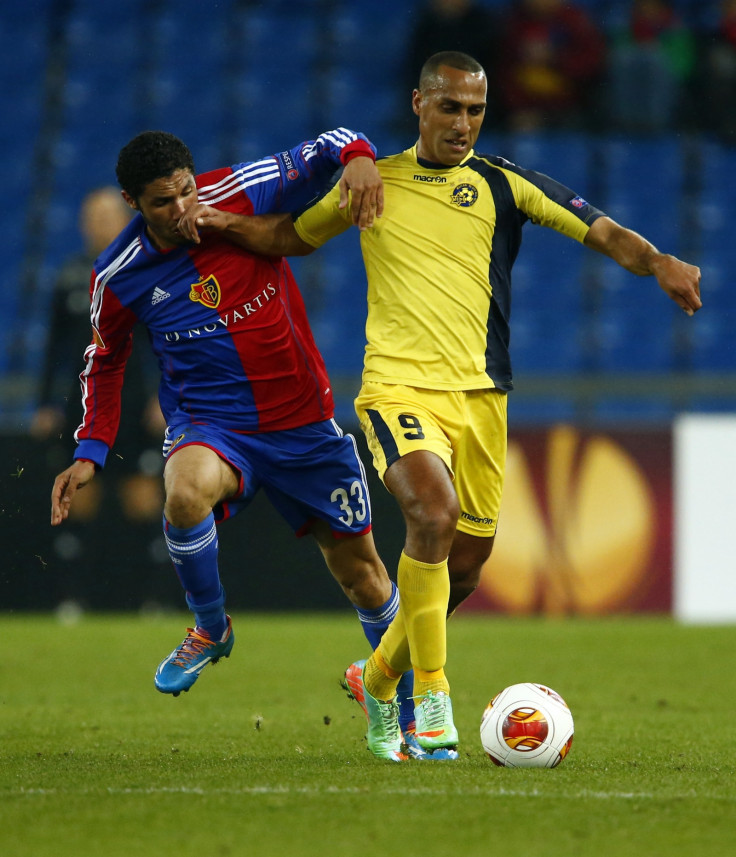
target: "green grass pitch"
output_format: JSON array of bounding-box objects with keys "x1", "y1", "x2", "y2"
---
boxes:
[{"x1": 2, "y1": 612, "x2": 735, "y2": 856}]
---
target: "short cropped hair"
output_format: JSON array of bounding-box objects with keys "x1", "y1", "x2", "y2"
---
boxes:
[
  {"x1": 418, "y1": 51, "x2": 485, "y2": 90},
  {"x1": 115, "y1": 131, "x2": 195, "y2": 200}
]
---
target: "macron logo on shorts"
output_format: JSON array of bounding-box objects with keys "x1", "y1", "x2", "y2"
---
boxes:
[{"x1": 152, "y1": 286, "x2": 171, "y2": 305}]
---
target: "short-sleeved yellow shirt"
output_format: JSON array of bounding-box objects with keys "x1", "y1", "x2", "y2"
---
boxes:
[{"x1": 295, "y1": 144, "x2": 603, "y2": 393}]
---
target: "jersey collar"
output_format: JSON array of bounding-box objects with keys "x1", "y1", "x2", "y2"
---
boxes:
[{"x1": 412, "y1": 144, "x2": 475, "y2": 170}]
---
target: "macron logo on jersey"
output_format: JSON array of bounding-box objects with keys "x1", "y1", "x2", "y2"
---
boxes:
[{"x1": 152, "y1": 286, "x2": 171, "y2": 305}]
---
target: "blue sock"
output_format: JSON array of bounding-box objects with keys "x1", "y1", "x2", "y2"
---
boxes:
[
  {"x1": 164, "y1": 513, "x2": 227, "y2": 639},
  {"x1": 353, "y1": 581, "x2": 399, "y2": 649},
  {"x1": 353, "y1": 581, "x2": 415, "y2": 731}
]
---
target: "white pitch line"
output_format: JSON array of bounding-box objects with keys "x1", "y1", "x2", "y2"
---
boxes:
[{"x1": 12, "y1": 785, "x2": 735, "y2": 801}]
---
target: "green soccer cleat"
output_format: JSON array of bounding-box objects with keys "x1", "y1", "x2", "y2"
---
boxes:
[
  {"x1": 342, "y1": 660, "x2": 407, "y2": 762},
  {"x1": 155, "y1": 616, "x2": 234, "y2": 696},
  {"x1": 414, "y1": 690, "x2": 459, "y2": 751}
]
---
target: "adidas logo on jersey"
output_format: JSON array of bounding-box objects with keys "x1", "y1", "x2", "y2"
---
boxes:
[{"x1": 152, "y1": 286, "x2": 171, "y2": 305}]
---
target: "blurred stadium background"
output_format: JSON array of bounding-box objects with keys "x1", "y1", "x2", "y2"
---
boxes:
[{"x1": 1, "y1": 0, "x2": 733, "y2": 616}]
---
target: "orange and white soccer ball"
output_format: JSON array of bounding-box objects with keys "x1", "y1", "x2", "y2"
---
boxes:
[{"x1": 480, "y1": 682, "x2": 574, "y2": 768}]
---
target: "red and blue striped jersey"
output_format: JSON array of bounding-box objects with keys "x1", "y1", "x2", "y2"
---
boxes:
[{"x1": 74, "y1": 129, "x2": 374, "y2": 468}]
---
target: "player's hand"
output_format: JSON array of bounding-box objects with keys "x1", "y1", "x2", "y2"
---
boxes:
[
  {"x1": 176, "y1": 204, "x2": 231, "y2": 244},
  {"x1": 651, "y1": 255, "x2": 703, "y2": 316},
  {"x1": 339, "y1": 156, "x2": 384, "y2": 230},
  {"x1": 50, "y1": 460, "x2": 96, "y2": 526}
]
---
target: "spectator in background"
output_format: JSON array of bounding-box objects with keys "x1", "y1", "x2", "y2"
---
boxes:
[
  {"x1": 607, "y1": 0, "x2": 696, "y2": 134},
  {"x1": 32, "y1": 187, "x2": 166, "y2": 528},
  {"x1": 694, "y1": 0, "x2": 736, "y2": 145},
  {"x1": 404, "y1": 0, "x2": 499, "y2": 131},
  {"x1": 495, "y1": 0, "x2": 606, "y2": 132},
  {"x1": 33, "y1": 187, "x2": 166, "y2": 606}
]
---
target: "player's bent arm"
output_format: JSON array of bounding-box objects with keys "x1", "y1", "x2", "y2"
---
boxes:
[
  {"x1": 584, "y1": 215, "x2": 702, "y2": 316},
  {"x1": 179, "y1": 206, "x2": 316, "y2": 257},
  {"x1": 50, "y1": 459, "x2": 97, "y2": 526},
  {"x1": 222, "y1": 211, "x2": 316, "y2": 257}
]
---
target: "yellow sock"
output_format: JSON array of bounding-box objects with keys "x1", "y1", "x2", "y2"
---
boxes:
[
  {"x1": 414, "y1": 667, "x2": 450, "y2": 698},
  {"x1": 363, "y1": 648, "x2": 401, "y2": 702},
  {"x1": 371, "y1": 605, "x2": 411, "y2": 677},
  {"x1": 397, "y1": 551, "x2": 450, "y2": 674}
]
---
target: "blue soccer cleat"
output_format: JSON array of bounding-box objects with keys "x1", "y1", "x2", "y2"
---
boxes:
[
  {"x1": 155, "y1": 615, "x2": 234, "y2": 696},
  {"x1": 402, "y1": 721, "x2": 459, "y2": 761}
]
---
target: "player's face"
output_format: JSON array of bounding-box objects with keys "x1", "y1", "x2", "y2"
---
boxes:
[
  {"x1": 413, "y1": 66, "x2": 487, "y2": 165},
  {"x1": 123, "y1": 169, "x2": 198, "y2": 251}
]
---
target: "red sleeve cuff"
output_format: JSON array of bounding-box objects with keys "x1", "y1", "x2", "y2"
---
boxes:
[{"x1": 340, "y1": 139, "x2": 376, "y2": 165}]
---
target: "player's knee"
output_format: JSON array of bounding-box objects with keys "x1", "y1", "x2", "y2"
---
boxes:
[
  {"x1": 164, "y1": 479, "x2": 211, "y2": 528},
  {"x1": 403, "y1": 496, "x2": 459, "y2": 546}
]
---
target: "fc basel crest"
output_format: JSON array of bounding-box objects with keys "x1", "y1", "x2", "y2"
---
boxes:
[
  {"x1": 451, "y1": 183, "x2": 479, "y2": 207},
  {"x1": 189, "y1": 274, "x2": 221, "y2": 309}
]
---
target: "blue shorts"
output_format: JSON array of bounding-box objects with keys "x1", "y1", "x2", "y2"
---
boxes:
[{"x1": 163, "y1": 419, "x2": 372, "y2": 538}]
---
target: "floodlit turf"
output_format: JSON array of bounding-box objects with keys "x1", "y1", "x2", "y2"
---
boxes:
[{"x1": 1, "y1": 612, "x2": 735, "y2": 856}]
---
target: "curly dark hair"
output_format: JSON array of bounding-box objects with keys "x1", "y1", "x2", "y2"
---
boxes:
[{"x1": 115, "y1": 131, "x2": 195, "y2": 200}]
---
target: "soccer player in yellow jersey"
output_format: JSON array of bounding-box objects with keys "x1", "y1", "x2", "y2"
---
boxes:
[{"x1": 176, "y1": 51, "x2": 702, "y2": 763}]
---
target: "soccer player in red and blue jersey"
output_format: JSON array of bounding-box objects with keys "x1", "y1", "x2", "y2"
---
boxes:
[{"x1": 50, "y1": 129, "x2": 404, "y2": 739}]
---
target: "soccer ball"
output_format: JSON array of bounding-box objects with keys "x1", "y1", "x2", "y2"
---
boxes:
[{"x1": 480, "y1": 682, "x2": 574, "y2": 768}]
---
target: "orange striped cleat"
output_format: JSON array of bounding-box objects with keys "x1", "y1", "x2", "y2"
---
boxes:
[{"x1": 342, "y1": 660, "x2": 407, "y2": 762}]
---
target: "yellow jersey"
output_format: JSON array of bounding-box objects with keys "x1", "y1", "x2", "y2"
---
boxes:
[{"x1": 294, "y1": 145, "x2": 604, "y2": 391}]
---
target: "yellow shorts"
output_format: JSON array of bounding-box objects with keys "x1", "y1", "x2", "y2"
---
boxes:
[{"x1": 355, "y1": 381, "x2": 507, "y2": 537}]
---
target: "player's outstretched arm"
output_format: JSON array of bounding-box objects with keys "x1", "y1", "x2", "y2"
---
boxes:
[
  {"x1": 50, "y1": 459, "x2": 96, "y2": 526},
  {"x1": 584, "y1": 216, "x2": 702, "y2": 316}
]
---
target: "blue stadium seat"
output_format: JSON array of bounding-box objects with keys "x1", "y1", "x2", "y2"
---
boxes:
[
  {"x1": 688, "y1": 310, "x2": 736, "y2": 372},
  {"x1": 686, "y1": 396, "x2": 736, "y2": 414},
  {"x1": 227, "y1": 8, "x2": 322, "y2": 156},
  {"x1": 511, "y1": 304, "x2": 584, "y2": 374},
  {"x1": 593, "y1": 305, "x2": 676, "y2": 372},
  {"x1": 601, "y1": 138, "x2": 682, "y2": 255},
  {"x1": 305, "y1": 233, "x2": 368, "y2": 376},
  {"x1": 508, "y1": 133, "x2": 592, "y2": 194},
  {"x1": 592, "y1": 396, "x2": 675, "y2": 424},
  {"x1": 331, "y1": 4, "x2": 415, "y2": 67},
  {"x1": 697, "y1": 140, "x2": 736, "y2": 271},
  {"x1": 508, "y1": 396, "x2": 578, "y2": 425},
  {"x1": 596, "y1": 256, "x2": 672, "y2": 315},
  {"x1": 324, "y1": 71, "x2": 399, "y2": 139},
  {"x1": 513, "y1": 222, "x2": 588, "y2": 311},
  {"x1": 0, "y1": 16, "x2": 46, "y2": 150}
]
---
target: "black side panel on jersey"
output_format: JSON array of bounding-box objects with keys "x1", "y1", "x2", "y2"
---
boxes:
[
  {"x1": 467, "y1": 156, "x2": 528, "y2": 391},
  {"x1": 488, "y1": 155, "x2": 606, "y2": 226}
]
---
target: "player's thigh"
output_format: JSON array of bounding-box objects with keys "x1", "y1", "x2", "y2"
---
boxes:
[
  {"x1": 164, "y1": 442, "x2": 240, "y2": 512},
  {"x1": 453, "y1": 390, "x2": 507, "y2": 538},
  {"x1": 260, "y1": 422, "x2": 373, "y2": 537},
  {"x1": 355, "y1": 382, "x2": 458, "y2": 482}
]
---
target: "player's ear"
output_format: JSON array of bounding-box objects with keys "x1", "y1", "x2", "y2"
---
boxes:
[
  {"x1": 412, "y1": 89, "x2": 422, "y2": 117},
  {"x1": 121, "y1": 190, "x2": 138, "y2": 211}
]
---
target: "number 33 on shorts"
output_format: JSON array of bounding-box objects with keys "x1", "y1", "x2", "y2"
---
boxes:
[{"x1": 331, "y1": 481, "x2": 367, "y2": 527}]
